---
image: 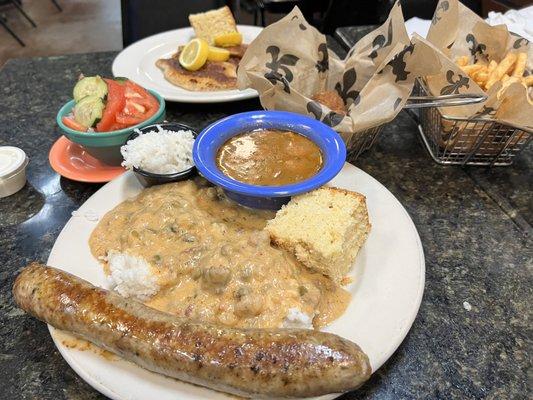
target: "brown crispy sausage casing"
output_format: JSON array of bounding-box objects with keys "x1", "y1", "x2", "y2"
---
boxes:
[{"x1": 13, "y1": 263, "x2": 371, "y2": 398}]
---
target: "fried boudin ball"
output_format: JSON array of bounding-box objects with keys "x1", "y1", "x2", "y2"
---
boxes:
[{"x1": 311, "y1": 90, "x2": 346, "y2": 115}]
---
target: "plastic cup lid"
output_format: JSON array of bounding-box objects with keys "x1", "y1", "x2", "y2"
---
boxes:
[{"x1": 0, "y1": 146, "x2": 28, "y2": 179}]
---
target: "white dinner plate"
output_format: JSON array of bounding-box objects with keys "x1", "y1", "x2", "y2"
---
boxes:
[
  {"x1": 112, "y1": 25, "x2": 262, "y2": 103},
  {"x1": 47, "y1": 164, "x2": 425, "y2": 400}
]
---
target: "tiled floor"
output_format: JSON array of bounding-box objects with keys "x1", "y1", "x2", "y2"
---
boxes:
[{"x1": 0, "y1": 0, "x2": 122, "y2": 67}]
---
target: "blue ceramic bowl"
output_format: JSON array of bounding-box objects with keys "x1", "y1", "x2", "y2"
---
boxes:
[
  {"x1": 193, "y1": 111, "x2": 346, "y2": 209},
  {"x1": 56, "y1": 90, "x2": 165, "y2": 166}
]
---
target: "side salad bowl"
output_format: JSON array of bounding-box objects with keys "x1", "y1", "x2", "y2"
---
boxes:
[{"x1": 56, "y1": 89, "x2": 165, "y2": 166}]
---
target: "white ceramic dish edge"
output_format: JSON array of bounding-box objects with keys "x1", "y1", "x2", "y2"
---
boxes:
[{"x1": 112, "y1": 26, "x2": 262, "y2": 103}]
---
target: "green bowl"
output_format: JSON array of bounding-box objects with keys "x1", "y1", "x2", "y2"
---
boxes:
[{"x1": 56, "y1": 90, "x2": 166, "y2": 166}]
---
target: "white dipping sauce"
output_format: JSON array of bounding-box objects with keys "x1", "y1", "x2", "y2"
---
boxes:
[{"x1": 0, "y1": 146, "x2": 28, "y2": 198}]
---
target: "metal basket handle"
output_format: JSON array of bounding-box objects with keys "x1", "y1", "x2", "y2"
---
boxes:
[{"x1": 404, "y1": 93, "x2": 487, "y2": 109}]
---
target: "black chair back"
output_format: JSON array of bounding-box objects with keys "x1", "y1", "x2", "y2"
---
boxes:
[
  {"x1": 121, "y1": 0, "x2": 228, "y2": 47},
  {"x1": 400, "y1": 0, "x2": 480, "y2": 20}
]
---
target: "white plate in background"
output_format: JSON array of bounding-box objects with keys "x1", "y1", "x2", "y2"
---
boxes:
[{"x1": 112, "y1": 25, "x2": 262, "y2": 103}]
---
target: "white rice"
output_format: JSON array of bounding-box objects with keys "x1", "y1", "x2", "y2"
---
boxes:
[
  {"x1": 107, "y1": 251, "x2": 160, "y2": 300},
  {"x1": 282, "y1": 307, "x2": 314, "y2": 329},
  {"x1": 120, "y1": 125, "x2": 195, "y2": 174}
]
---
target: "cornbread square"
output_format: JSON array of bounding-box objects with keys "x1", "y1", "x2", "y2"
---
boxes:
[
  {"x1": 189, "y1": 6, "x2": 237, "y2": 45},
  {"x1": 265, "y1": 187, "x2": 371, "y2": 284}
]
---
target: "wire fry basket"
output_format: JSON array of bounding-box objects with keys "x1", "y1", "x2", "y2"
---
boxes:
[
  {"x1": 345, "y1": 125, "x2": 384, "y2": 160},
  {"x1": 410, "y1": 80, "x2": 532, "y2": 166},
  {"x1": 346, "y1": 85, "x2": 489, "y2": 162}
]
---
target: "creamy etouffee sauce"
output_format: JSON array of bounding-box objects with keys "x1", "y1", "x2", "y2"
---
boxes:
[{"x1": 89, "y1": 179, "x2": 349, "y2": 329}]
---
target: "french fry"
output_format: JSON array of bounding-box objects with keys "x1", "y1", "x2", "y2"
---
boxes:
[
  {"x1": 473, "y1": 69, "x2": 486, "y2": 77},
  {"x1": 473, "y1": 70, "x2": 488, "y2": 79},
  {"x1": 486, "y1": 53, "x2": 517, "y2": 89},
  {"x1": 456, "y1": 56, "x2": 469, "y2": 67},
  {"x1": 461, "y1": 64, "x2": 484, "y2": 75},
  {"x1": 474, "y1": 71, "x2": 489, "y2": 88},
  {"x1": 512, "y1": 52, "x2": 527, "y2": 77},
  {"x1": 485, "y1": 77, "x2": 497, "y2": 90},
  {"x1": 453, "y1": 51, "x2": 531, "y2": 102},
  {"x1": 487, "y1": 60, "x2": 498, "y2": 74}
]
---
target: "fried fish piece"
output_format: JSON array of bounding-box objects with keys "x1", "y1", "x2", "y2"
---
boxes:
[
  {"x1": 156, "y1": 45, "x2": 247, "y2": 91},
  {"x1": 225, "y1": 44, "x2": 248, "y2": 58}
]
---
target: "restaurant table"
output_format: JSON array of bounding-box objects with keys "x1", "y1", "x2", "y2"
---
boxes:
[{"x1": 0, "y1": 45, "x2": 531, "y2": 399}]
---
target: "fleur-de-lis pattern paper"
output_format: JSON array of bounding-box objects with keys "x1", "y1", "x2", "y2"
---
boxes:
[
  {"x1": 440, "y1": 70, "x2": 470, "y2": 95},
  {"x1": 237, "y1": 2, "x2": 440, "y2": 146},
  {"x1": 431, "y1": 1, "x2": 449, "y2": 26},
  {"x1": 264, "y1": 46, "x2": 299, "y2": 94},
  {"x1": 426, "y1": 0, "x2": 532, "y2": 129},
  {"x1": 368, "y1": 21, "x2": 393, "y2": 60}
]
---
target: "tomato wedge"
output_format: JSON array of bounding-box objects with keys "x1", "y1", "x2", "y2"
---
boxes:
[
  {"x1": 124, "y1": 80, "x2": 159, "y2": 118},
  {"x1": 93, "y1": 79, "x2": 158, "y2": 132},
  {"x1": 108, "y1": 122, "x2": 128, "y2": 131},
  {"x1": 62, "y1": 116, "x2": 87, "y2": 132},
  {"x1": 116, "y1": 113, "x2": 144, "y2": 125},
  {"x1": 96, "y1": 79, "x2": 125, "y2": 132},
  {"x1": 123, "y1": 99, "x2": 146, "y2": 115}
]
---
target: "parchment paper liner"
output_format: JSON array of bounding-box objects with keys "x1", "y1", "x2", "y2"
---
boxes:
[
  {"x1": 237, "y1": 2, "x2": 441, "y2": 150},
  {"x1": 425, "y1": 0, "x2": 532, "y2": 130}
]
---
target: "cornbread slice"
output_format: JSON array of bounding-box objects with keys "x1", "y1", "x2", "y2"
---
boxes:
[
  {"x1": 265, "y1": 187, "x2": 371, "y2": 284},
  {"x1": 189, "y1": 6, "x2": 238, "y2": 45}
]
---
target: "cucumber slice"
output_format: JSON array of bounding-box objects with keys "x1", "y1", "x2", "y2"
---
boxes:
[
  {"x1": 73, "y1": 76, "x2": 108, "y2": 102},
  {"x1": 73, "y1": 95, "x2": 105, "y2": 128}
]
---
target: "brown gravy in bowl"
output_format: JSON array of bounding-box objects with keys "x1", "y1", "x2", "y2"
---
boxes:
[{"x1": 216, "y1": 129, "x2": 323, "y2": 186}]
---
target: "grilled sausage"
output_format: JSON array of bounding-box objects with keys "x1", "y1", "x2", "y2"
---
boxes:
[{"x1": 13, "y1": 263, "x2": 371, "y2": 398}]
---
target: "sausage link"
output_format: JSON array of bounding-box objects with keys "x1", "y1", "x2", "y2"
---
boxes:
[{"x1": 13, "y1": 263, "x2": 371, "y2": 398}]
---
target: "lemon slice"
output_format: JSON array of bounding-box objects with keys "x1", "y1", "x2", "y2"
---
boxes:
[
  {"x1": 179, "y1": 38, "x2": 209, "y2": 71},
  {"x1": 213, "y1": 32, "x2": 243, "y2": 47},
  {"x1": 207, "y1": 46, "x2": 230, "y2": 62}
]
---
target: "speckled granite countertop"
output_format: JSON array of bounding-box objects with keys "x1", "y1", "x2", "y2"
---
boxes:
[{"x1": 0, "y1": 51, "x2": 531, "y2": 400}]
